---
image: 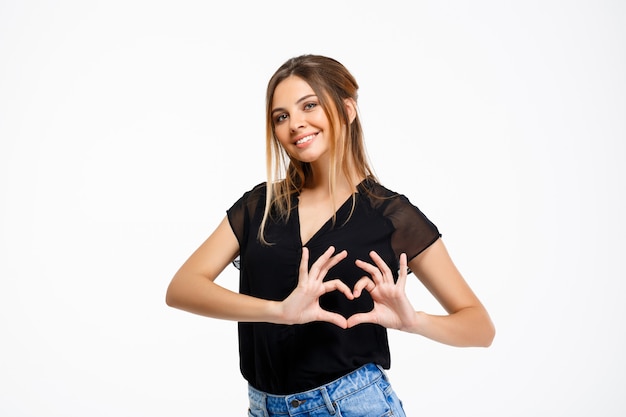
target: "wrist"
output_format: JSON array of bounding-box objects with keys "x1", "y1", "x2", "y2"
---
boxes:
[
  {"x1": 403, "y1": 310, "x2": 427, "y2": 334},
  {"x1": 267, "y1": 300, "x2": 288, "y2": 324}
]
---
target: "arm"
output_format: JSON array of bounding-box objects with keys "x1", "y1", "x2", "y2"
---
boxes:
[
  {"x1": 165, "y1": 216, "x2": 278, "y2": 321},
  {"x1": 407, "y1": 239, "x2": 495, "y2": 347},
  {"x1": 348, "y1": 239, "x2": 495, "y2": 347},
  {"x1": 165, "y1": 216, "x2": 353, "y2": 327}
]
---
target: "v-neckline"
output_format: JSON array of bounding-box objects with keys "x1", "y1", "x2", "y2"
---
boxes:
[
  {"x1": 296, "y1": 193, "x2": 356, "y2": 246},
  {"x1": 295, "y1": 188, "x2": 360, "y2": 247}
]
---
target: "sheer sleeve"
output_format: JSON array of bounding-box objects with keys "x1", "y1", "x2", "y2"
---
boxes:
[
  {"x1": 226, "y1": 182, "x2": 266, "y2": 269},
  {"x1": 361, "y1": 179, "x2": 440, "y2": 262},
  {"x1": 383, "y1": 194, "x2": 441, "y2": 262}
]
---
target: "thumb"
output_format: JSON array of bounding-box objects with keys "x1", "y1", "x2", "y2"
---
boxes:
[
  {"x1": 318, "y1": 310, "x2": 349, "y2": 329},
  {"x1": 346, "y1": 311, "x2": 378, "y2": 328},
  {"x1": 352, "y1": 276, "x2": 375, "y2": 298}
]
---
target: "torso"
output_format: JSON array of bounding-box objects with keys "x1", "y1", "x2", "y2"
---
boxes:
[{"x1": 227, "y1": 178, "x2": 440, "y2": 394}]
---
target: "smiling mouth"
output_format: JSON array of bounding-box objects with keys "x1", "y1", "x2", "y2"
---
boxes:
[{"x1": 295, "y1": 133, "x2": 317, "y2": 145}]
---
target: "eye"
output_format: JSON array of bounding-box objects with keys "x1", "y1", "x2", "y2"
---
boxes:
[
  {"x1": 274, "y1": 113, "x2": 288, "y2": 124},
  {"x1": 304, "y1": 102, "x2": 317, "y2": 111}
]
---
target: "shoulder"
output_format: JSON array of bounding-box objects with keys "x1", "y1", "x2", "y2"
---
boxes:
[
  {"x1": 238, "y1": 181, "x2": 267, "y2": 202},
  {"x1": 360, "y1": 178, "x2": 438, "y2": 227},
  {"x1": 228, "y1": 181, "x2": 267, "y2": 214},
  {"x1": 244, "y1": 181, "x2": 267, "y2": 196},
  {"x1": 361, "y1": 179, "x2": 441, "y2": 258},
  {"x1": 361, "y1": 178, "x2": 400, "y2": 197},
  {"x1": 358, "y1": 177, "x2": 408, "y2": 209}
]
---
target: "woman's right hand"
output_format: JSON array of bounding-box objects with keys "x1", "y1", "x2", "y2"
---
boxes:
[{"x1": 279, "y1": 246, "x2": 352, "y2": 328}]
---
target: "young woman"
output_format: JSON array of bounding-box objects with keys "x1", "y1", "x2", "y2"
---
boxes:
[{"x1": 166, "y1": 54, "x2": 495, "y2": 416}]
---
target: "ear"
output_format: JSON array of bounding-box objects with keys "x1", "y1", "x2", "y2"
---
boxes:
[{"x1": 343, "y1": 98, "x2": 357, "y2": 124}]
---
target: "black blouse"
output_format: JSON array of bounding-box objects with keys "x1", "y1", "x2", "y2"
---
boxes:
[{"x1": 227, "y1": 178, "x2": 440, "y2": 395}]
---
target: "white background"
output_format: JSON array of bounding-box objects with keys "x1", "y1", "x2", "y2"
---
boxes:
[{"x1": 1, "y1": 1, "x2": 625, "y2": 416}]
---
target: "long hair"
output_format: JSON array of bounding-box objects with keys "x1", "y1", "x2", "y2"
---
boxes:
[{"x1": 260, "y1": 55, "x2": 376, "y2": 244}]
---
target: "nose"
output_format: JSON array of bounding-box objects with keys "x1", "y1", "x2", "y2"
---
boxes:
[{"x1": 289, "y1": 111, "x2": 305, "y2": 133}]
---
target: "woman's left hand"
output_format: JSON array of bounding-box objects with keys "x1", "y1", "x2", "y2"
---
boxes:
[{"x1": 346, "y1": 251, "x2": 418, "y2": 331}]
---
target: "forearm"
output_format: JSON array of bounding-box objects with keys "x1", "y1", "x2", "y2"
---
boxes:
[
  {"x1": 409, "y1": 305, "x2": 495, "y2": 347},
  {"x1": 406, "y1": 240, "x2": 495, "y2": 347},
  {"x1": 166, "y1": 274, "x2": 282, "y2": 323},
  {"x1": 164, "y1": 216, "x2": 287, "y2": 323}
]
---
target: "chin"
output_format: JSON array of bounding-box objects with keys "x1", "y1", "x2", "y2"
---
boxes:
[{"x1": 294, "y1": 153, "x2": 325, "y2": 164}]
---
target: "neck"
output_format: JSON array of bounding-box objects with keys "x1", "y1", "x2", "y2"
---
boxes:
[{"x1": 305, "y1": 157, "x2": 363, "y2": 195}]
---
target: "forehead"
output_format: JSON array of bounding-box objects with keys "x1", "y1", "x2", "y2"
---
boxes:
[{"x1": 272, "y1": 76, "x2": 315, "y2": 106}]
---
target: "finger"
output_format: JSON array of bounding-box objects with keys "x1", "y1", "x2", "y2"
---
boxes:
[
  {"x1": 346, "y1": 311, "x2": 378, "y2": 328},
  {"x1": 397, "y1": 253, "x2": 408, "y2": 287},
  {"x1": 299, "y1": 247, "x2": 310, "y2": 278},
  {"x1": 308, "y1": 246, "x2": 336, "y2": 278},
  {"x1": 369, "y1": 251, "x2": 393, "y2": 283},
  {"x1": 321, "y1": 250, "x2": 348, "y2": 275},
  {"x1": 314, "y1": 248, "x2": 347, "y2": 280},
  {"x1": 318, "y1": 310, "x2": 348, "y2": 329},
  {"x1": 323, "y1": 279, "x2": 354, "y2": 300},
  {"x1": 355, "y1": 259, "x2": 383, "y2": 284},
  {"x1": 352, "y1": 276, "x2": 376, "y2": 298}
]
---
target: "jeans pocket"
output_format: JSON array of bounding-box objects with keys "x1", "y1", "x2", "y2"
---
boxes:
[
  {"x1": 248, "y1": 406, "x2": 266, "y2": 417},
  {"x1": 376, "y1": 378, "x2": 406, "y2": 417},
  {"x1": 334, "y1": 383, "x2": 393, "y2": 417}
]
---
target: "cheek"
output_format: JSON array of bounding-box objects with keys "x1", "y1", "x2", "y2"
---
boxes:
[
  {"x1": 311, "y1": 111, "x2": 330, "y2": 129},
  {"x1": 273, "y1": 125, "x2": 290, "y2": 146}
]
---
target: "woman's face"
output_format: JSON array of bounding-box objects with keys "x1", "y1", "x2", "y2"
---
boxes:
[{"x1": 271, "y1": 76, "x2": 332, "y2": 164}]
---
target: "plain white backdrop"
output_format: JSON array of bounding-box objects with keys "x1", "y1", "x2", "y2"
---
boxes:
[{"x1": 1, "y1": 1, "x2": 625, "y2": 416}]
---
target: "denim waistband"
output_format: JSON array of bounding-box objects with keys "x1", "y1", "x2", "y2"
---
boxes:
[{"x1": 248, "y1": 363, "x2": 386, "y2": 415}]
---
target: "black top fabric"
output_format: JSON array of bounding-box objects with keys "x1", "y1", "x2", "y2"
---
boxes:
[{"x1": 226, "y1": 178, "x2": 440, "y2": 394}]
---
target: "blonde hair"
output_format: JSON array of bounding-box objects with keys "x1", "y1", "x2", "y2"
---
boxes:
[{"x1": 260, "y1": 55, "x2": 376, "y2": 244}]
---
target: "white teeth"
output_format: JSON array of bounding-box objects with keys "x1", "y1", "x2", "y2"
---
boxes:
[{"x1": 296, "y1": 134, "x2": 315, "y2": 145}]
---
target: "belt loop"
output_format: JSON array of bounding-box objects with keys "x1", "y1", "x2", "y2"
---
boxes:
[
  {"x1": 376, "y1": 363, "x2": 388, "y2": 380},
  {"x1": 248, "y1": 385, "x2": 270, "y2": 416},
  {"x1": 320, "y1": 386, "x2": 336, "y2": 415},
  {"x1": 260, "y1": 391, "x2": 269, "y2": 416}
]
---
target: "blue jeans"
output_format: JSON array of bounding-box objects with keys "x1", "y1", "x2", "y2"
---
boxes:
[{"x1": 247, "y1": 363, "x2": 406, "y2": 416}]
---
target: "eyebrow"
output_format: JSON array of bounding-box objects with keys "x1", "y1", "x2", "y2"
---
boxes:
[{"x1": 271, "y1": 94, "x2": 318, "y2": 115}]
